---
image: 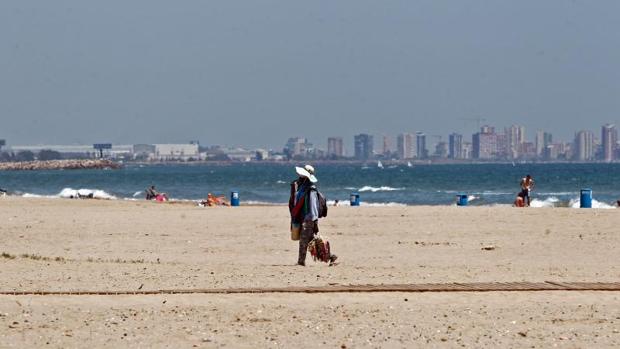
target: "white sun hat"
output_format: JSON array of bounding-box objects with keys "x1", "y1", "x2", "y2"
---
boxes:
[
  {"x1": 295, "y1": 164, "x2": 318, "y2": 183},
  {"x1": 304, "y1": 164, "x2": 315, "y2": 174}
]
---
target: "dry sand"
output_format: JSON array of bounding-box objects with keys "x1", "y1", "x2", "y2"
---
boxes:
[{"x1": 1, "y1": 197, "x2": 620, "y2": 347}]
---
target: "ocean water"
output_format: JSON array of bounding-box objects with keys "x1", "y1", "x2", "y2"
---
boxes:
[{"x1": 1, "y1": 163, "x2": 620, "y2": 207}]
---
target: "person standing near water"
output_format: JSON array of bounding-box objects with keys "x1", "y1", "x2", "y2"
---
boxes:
[
  {"x1": 289, "y1": 165, "x2": 337, "y2": 266},
  {"x1": 519, "y1": 174, "x2": 535, "y2": 207}
]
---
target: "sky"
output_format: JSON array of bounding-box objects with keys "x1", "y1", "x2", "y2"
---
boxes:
[{"x1": 1, "y1": 0, "x2": 619, "y2": 150}]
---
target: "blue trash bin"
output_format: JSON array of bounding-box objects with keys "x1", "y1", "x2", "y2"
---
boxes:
[
  {"x1": 457, "y1": 194, "x2": 468, "y2": 206},
  {"x1": 230, "y1": 191, "x2": 240, "y2": 207},
  {"x1": 580, "y1": 188, "x2": 592, "y2": 208},
  {"x1": 350, "y1": 193, "x2": 360, "y2": 206}
]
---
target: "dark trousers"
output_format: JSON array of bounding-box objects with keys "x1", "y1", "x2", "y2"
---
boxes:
[{"x1": 298, "y1": 220, "x2": 317, "y2": 264}]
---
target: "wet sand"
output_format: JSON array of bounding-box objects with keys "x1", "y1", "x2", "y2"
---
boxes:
[{"x1": 1, "y1": 197, "x2": 620, "y2": 347}]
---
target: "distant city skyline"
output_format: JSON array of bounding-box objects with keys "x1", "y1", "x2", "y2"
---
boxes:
[
  {"x1": 3, "y1": 121, "x2": 617, "y2": 149},
  {"x1": 2, "y1": 121, "x2": 618, "y2": 162}
]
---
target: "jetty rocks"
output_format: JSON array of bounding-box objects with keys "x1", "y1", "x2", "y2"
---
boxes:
[{"x1": 0, "y1": 159, "x2": 121, "y2": 171}]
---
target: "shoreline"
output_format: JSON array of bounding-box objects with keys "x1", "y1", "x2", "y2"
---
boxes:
[{"x1": 2, "y1": 195, "x2": 617, "y2": 209}]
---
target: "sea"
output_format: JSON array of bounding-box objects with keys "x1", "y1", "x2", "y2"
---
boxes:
[{"x1": 1, "y1": 162, "x2": 620, "y2": 208}]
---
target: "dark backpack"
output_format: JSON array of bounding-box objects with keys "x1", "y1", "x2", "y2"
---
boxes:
[{"x1": 313, "y1": 189, "x2": 328, "y2": 218}]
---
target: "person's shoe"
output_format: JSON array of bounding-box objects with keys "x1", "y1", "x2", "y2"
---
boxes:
[
  {"x1": 329, "y1": 255, "x2": 338, "y2": 266},
  {"x1": 297, "y1": 261, "x2": 305, "y2": 266}
]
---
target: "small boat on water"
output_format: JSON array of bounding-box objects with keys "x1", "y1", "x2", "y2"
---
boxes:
[
  {"x1": 377, "y1": 160, "x2": 384, "y2": 169},
  {"x1": 407, "y1": 161, "x2": 413, "y2": 168}
]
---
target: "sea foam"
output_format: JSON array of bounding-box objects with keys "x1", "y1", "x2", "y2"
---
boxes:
[
  {"x1": 58, "y1": 188, "x2": 117, "y2": 200},
  {"x1": 529, "y1": 196, "x2": 616, "y2": 209},
  {"x1": 529, "y1": 197, "x2": 560, "y2": 208},
  {"x1": 358, "y1": 186, "x2": 404, "y2": 192}
]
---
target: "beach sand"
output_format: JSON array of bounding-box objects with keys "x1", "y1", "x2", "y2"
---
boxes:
[{"x1": 1, "y1": 197, "x2": 620, "y2": 347}]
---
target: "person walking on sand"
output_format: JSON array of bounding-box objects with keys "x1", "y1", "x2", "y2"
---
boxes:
[
  {"x1": 289, "y1": 165, "x2": 337, "y2": 266},
  {"x1": 519, "y1": 174, "x2": 535, "y2": 207}
]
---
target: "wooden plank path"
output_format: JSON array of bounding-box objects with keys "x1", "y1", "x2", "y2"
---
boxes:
[{"x1": 1, "y1": 282, "x2": 620, "y2": 296}]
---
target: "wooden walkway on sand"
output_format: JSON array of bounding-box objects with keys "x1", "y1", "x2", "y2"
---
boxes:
[{"x1": 1, "y1": 282, "x2": 620, "y2": 296}]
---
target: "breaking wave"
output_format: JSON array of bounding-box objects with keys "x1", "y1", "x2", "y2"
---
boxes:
[
  {"x1": 21, "y1": 193, "x2": 57, "y2": 199},
  {"x1": 22, "y1": 188, "x2": 117, "y2": 200},
  {"x1": 58, "y1": 188, "x2": 117, "y2": 200},
  {"x1": 358, "y1": 186, "x2": 404, "y2": 192},
  {"x1": 361, "y1": 202, "x2": 407, "y2": 207},
  {"x1": 529, "y1": 196, "x2": 616, "y2": 209},
  {"x1": 529, "y1": 197, "x2": 561, "y2": 208}
]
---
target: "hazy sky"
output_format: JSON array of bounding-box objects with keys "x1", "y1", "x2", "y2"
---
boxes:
[{"x1": 1, "y1": 1, "x2": 619, "y2": 150}]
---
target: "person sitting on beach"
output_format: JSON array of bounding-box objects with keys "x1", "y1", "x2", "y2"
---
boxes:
[
  {"x1": 200, "y1": 193, "x2": 230, "y2": 207},
  {"x1": 519, "y1": 175, "x2": 534, "y2": 207},
  {"x1": 155, "y1": 193, "x2": 168, "y2": 202},
  {"x1": 290, "y1": 165, "x2": 337, "y2": 266},
  {"x1": 514, "y1": 191, "x2": 525, "y2": 207},
  {"x1": 145, "y1": 185, "x2": 158, "y2": 200}
]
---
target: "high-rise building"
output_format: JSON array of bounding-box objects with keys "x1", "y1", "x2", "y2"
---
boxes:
[
  {"x1": 535, "y1": 131, "x2": 544, "y2": 157},
  {"x1": 544, "y1": 144, "x2": 561, "y2": 160},
  {"x1": 327, "y1": 137, "x2": 344, "y2": 158},
  {"x1": 448, "y1": 133, "x2": 463, "y2": 159},
  {"x1": 472, "y1": 126, "x2": 498, "y2": 160},
  {"x1": 602, "y1": 124, "x2": 617, "y2": 162},
  {"x1": 462, "y1": 142, "x2": 473, "y2": 159},
  {"x1": 506, "y1": 125, "x2": 525, "y2": 159},
  {"x1": 535, "y1": 131, "x2": 553, "y2": 158},
  {"x1": 574, "y1": 130, "x2": 595, "y2": 161},
  {"x1": 496, "y1": 134, "x2": 508, "y2": 159},
  {"x1": 382, "y1": 135, "x2": 391, "y2": 156},
  {"x1": 416, "y1": 132, "x2": 427, "y2": 159},
  {"x1": 396, "y1": 133, "x2": 415, "y2": 159},
  {"x1": 354, "y1": 134, "x2": 374, "y2": 160}
]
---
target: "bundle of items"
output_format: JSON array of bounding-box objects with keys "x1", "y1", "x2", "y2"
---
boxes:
[{"x1": 308, "y1": 234, "x2": 331, "y2": 263}]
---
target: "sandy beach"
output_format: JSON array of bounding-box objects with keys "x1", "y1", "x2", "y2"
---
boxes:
[{"x1": 1, "y1": 197, "x2": 620, "y2": 347}]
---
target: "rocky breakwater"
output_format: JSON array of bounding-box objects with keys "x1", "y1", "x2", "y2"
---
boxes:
[{"x1": 0, "y1": 159, "x2": 122, "y2": 171}]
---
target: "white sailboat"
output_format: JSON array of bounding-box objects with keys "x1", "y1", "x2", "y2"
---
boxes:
[
  {"x1": 407, "y1": 161, "x2": 413, "y2": 168},
  {"x1": 377, "y1": 160, "x2": 384, "y2": 169}
]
